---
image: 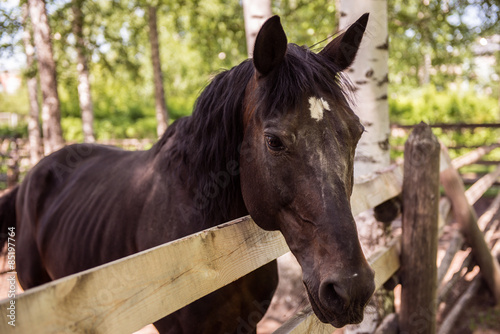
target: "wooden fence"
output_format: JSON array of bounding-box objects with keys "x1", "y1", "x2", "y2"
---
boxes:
[{"x1": 0, "y1": 123, "x2": 499, "y2": 333}]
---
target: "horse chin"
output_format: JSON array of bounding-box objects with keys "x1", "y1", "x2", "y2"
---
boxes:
[{"x1": 305, "y1": 285, "x2": 364, "y2": 328}]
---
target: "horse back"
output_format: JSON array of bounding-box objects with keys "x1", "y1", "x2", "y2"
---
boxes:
[{"x1": 16, "y1": 144, "x2": 159, "y2": 282}]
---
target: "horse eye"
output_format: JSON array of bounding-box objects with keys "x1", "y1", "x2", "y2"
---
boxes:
[{"x1": 265, "y1": 135, "x2": 285, "y2": 151}]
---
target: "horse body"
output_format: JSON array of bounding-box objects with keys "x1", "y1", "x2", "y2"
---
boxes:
[
  {"x1": 1, "y1": 14, "x2": 375, "y2": 333},
  {"x1": 17, "y1": 145, "x2": 154, "y2": 283}
]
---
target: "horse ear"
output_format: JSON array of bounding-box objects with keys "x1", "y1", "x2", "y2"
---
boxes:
[
  {"x1": 253, "y1": 15, "x2": 288, "y2": 77},
  {"x1": 320, "y1": 13, "x2": 369, "y2": 71}
]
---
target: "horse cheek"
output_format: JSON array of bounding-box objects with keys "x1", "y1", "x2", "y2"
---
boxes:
[{"x1": 240, "y1": 149, "x2": 278, "y2": 231}]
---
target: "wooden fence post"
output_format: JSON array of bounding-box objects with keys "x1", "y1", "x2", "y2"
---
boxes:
[{"x1": 400, "y1": 122, "x2": 440, "y2": 334}]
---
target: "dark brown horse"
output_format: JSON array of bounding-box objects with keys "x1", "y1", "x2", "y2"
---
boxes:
[{"x1": 0, "y1": 14, "x2": 374, "y2": 333}]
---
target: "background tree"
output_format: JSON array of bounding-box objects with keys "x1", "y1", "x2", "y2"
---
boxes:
[
  {"x1": 0, "y1": 0, "x2": 498, "y2": 147},
  {"x1": 21, "y1": 2, "x2": 42, "y2": 164},
  {"x1": 147, "y1": 4, "x2": 168, "y2": 136},
  {"x1": 338, "y1": 3, "x2": 390, "y2": 334},
  {"x1": 28, "y1": 0, "x2": 64, "y2": 154},
  {"x1": 339, "y1": 1, "x2": 390, "y2": 178},
  {"x1": 242, "y1": 0, "x2": 271, "y2": 57},
  {"x1": 72, "y1": 0, "x2": 95, "y2": 143}
]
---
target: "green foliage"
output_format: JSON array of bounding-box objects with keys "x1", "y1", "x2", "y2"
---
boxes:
[
  {"x1": 390, "y1": 86, "x2": 499, "y2": 124},
  {"x1": 0, "y1": 123, "x2": 27, "y2": 138},
  {"x1": 0, "y1": 85, "x2": 30, "y2": 115},
  {"x1": 0, "y1": 4, "x2": 22, "y2": 59},
  {"x1": 389, "y1": 85, "x2": 500, "y2": 162},
  {"x1": 273, "y1": 0, "x2": 338, "y2": 49}
]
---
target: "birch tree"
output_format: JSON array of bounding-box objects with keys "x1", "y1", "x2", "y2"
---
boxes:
[
  {"x1": 28, "y1": 0, "x2": 64, "y2": 154},
  {"x1": 148, "y1": 5, "x2": 168, "y2": 136},
  {"x1": 21, "y1": 2, "x2": 42, "y2": 165},
  {"x1": 72, "y1": 0, "x2": 95, "y2": 143},
  {"x1": 338, "y1": 3, "x2": 390, "y2": 333},
  {"x1": 242, "y1": 0, "x2": 272, "y2": 57},
  {"x1": 339, "y1": 1, "x2": 389, "y2": 178}
]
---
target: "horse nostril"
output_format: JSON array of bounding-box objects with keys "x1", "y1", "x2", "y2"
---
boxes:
[{"x1": 319, "y1": 280, "x2": 351, "y2": 313}]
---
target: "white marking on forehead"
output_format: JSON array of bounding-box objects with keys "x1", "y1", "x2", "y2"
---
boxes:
[{"x1": 308, "y1": 96, "x2": 330, "y2": 122}]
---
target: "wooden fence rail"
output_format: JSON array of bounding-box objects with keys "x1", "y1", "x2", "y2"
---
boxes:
[
  {"x1": 0, "y1": 124, "x2": 499, "y2": 334},
  {"x1": 0, "y1": 148, "x2": 407, "y2": 333}
]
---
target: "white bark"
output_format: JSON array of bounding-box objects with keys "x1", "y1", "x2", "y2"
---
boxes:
[
  {"x1": 148, "y1": 5, "x2": 169, "y2": 137},
  {"x1": 339, "y1": 2, "x2": 390, "y2": 333},
  {"x1": 339, "y1": 0, "x2": 390, "y2": 179},
  {"x1": 242, "y1": 0, "x2": 272, "y2": 57},
  {"x1": 421, "y1": 52, "x2": 431, "y2": 85},
  {"x1": 28, "y1": 0, "x2": 65, "y2": 154},
  {"x1": 21, "y1": 3, "x2": 43, "y2": 165},
  {"x1": 73, "y1": 0, "x2": 95, "y2": 143}
]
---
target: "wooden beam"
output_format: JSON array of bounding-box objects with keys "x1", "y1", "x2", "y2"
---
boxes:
[
  {"x1": 440, "y1": 147, "x2": 500, "y2": 302},
  {"x1": 452, "y1": 143, "x2": 500, "y2": 170},
  {"x1": 437, "y1": 229, "x2": 465, "y2": 286},
  {"x1": 438, "y1": 191, "x2": 500, "y2": 302},
  {"x1": 351, "y1": 164, "x2": 403, "y2": 216},
  {"x1": 464, "y1": 165, "x2": 500, "y2": 205},
  {"x1": 438, "y1": 167, "x2": 500, "y2": 286},
  {"x1": 437, "y1": 274, "x2": 483, "y2": 334},
  {"x1": 392, "y1": 123, "x2": 500, "y2": 130},
  {"x1": 0, "y1": 217, "x2": 289, "y2": 334},
  {"x1": 400, "y1": 123, "x2": 441, "y2": 334}
]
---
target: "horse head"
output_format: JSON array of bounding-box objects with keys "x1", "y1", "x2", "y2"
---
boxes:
[{"x1": 239, "y1": 14, "x2": 375, "y2": 327}]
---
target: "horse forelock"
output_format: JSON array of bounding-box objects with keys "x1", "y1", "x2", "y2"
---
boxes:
[{"x1": 254, "y1": 44, "x2": 355, "y2": 119}]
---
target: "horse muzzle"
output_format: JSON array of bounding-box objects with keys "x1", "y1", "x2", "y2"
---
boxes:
[{"x1": 305, "y1": 265, "x2": 375, "y2": 328}]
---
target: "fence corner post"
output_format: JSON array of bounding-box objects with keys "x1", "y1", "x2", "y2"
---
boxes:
[{"x1": 400, "y1": 122, "x2": 440, "y2": 334}]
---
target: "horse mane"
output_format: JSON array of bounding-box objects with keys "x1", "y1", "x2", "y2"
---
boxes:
[
  {"x1": 153, "y1": 44, "x2": 352, "y2": 227},
  {"x1": 153, "y1": 59, "x2": 254, "y2": 226}
]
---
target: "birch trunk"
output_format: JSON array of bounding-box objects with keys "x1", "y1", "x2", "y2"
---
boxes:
[
  {"x1": 21, "y1": 3, "x2": 43, "y2": 165},
  {"x1": 339, "y1": 2, "x2": 390, "y2": 333},
  {"x1": 339, "y1": 1, "x2": 390, "y2": 178},
  {"x1": 72, "y1": 0, "x2": 95, "y2": 143},
  {"x1": 148, "y1": 6, "x2": 169, "y2": 137},
  {"x1": 28, "y1": 0, "x2": 64, "y2": 155},
  {"x1": 242, "y1": 0, "x2": 272, "y2": 57},
  {"x1": 421, "y1": 52, "x2": 432, "y2": 85}
]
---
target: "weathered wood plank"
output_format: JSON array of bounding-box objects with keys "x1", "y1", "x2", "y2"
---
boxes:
[
  {"x1": 400, "y1": 123, "x2": 440, "y2": 334},
  {"x1": 392, "y1": 123, "x2": 500, "y2": 130},
  {"x1": 438, "y1": 274, "x2": 483, "y2": 334},
  {"x1": 452, "y1": 142, "x2": 500, "y2": 170},
  {"x1": 0, "y1": 217, "x2": 289, "y2": 334},
  {"x1": 437, "y1": 173, "x2": 500, "y2": 287},
  {"x1": 351, "y1": 164, "x2": 403, "y2": 216},
  {"x1": 440, "y1": 146, "x2": 500, "y2": 302},
  {"x1": 464, "y1": 164, "x2": 500, "y2": 205}
]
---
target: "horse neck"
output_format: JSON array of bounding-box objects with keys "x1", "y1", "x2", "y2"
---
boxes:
[{"x1": 152, "y1": 101, "x2": 249, "y2": 228}]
